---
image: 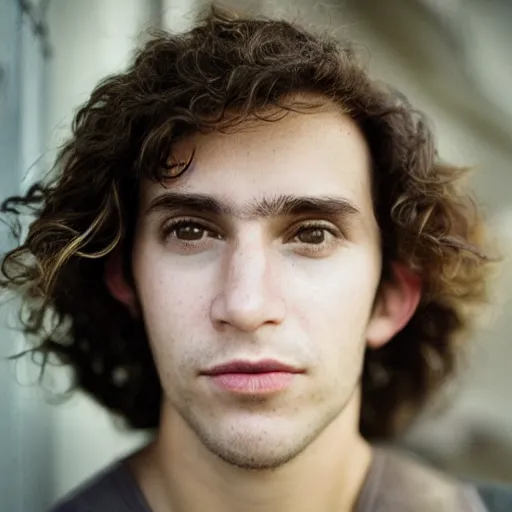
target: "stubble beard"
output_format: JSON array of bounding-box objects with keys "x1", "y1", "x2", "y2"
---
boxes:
[{"x1": 175, "y1": 389, "x2": 357, "y2": 472}]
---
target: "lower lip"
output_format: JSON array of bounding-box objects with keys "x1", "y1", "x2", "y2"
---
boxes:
[{"x1": 208, "y1": 372, "x2": 296, "y2": 393}]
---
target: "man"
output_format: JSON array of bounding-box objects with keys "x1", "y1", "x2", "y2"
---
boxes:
[{"x1": 1, "y1": 5, "x2": 509, "y2": 512}]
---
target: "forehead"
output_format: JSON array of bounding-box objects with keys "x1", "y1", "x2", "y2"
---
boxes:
[{"x1": 139, "y1": 108, "x2": 373, "y2": 214}]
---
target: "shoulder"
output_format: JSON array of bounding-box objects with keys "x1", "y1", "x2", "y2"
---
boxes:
[
  {"x1": 365, "y1": 446, "x2": 490, "y2": 511},
  {"x1": 49, "y1": 460, "x2": 149, "y2": 512},
  {"x1": 385, "y1": 448, "x2": 512, "y2": 512}
]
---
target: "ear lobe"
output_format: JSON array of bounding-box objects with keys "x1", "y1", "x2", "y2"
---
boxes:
[
  {"x1": 104, "y1": 250, "x2": 138, "y2": 316},
  {"x1": 366, "y1": 263, "x2": 422, "y2": 349}
]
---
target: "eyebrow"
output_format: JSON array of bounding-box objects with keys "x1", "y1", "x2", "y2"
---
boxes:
[{"x1": 145, "y1": 192, "x2": 360, "y2": 220}]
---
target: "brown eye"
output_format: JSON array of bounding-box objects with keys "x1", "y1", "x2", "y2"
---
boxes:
[
  {"x1": 175, "y1": 223, "x2": 206, "y2": 241},
  {"x1": 296, "y1": 227, "x2": 326, "y2": 244},
  {"x1": 163, "y1": 219, "x2": 223, "y2": 244}
]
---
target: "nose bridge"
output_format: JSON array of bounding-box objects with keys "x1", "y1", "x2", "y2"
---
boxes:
[
  {"x1": 211, "y1": 230, "x2": 285, "y2": 331},
  {"x1": 226, "y1": 235, "x2": 270, "y2": 302}
]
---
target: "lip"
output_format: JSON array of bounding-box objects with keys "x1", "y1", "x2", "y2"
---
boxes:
[
  {"x1": 200, "y1": 359, "x2": 304, "y2": 394},
  {"x1": 201, "y1": 359, "x2": 303, "y2": 376}
]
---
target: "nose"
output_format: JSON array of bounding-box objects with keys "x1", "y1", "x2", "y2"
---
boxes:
[{"x1": 210, "y1": 241, "x2": 286, "y2": 332}]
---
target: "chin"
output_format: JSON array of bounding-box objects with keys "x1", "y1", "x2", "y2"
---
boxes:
[
  {"x1": 194, "y1": 418, "x2": 319, "y2": 471},
  {"x1": 178, "y1": 395, "x2": 348, "y2": 470},
  {"x1": 209, "y1": 439, "x2": 306, "y2": 471}
]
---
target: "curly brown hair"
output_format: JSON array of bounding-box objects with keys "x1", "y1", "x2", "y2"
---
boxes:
[{"x1": 1, "y1": 5, "x2": 493, "y2": 440}]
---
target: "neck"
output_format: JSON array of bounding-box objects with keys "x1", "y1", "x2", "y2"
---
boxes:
[{"x1": 130, "y1": 394, "x2": 372, "y2": 512}]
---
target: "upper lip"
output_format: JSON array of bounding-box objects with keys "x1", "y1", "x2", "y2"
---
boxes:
[{"x1": 202, "y1": 359, "x2": 303, "y2": 376}]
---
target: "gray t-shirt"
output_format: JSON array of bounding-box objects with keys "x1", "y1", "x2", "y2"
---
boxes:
[{"x1": 50, "y1": 447, "x2": 509, "y2": 511}]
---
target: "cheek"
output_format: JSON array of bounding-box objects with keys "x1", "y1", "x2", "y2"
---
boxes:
[
  {"x1": 132, "y1": 245, "x2": 214, "y2": 348},
  {"x1": 285, "y1": 251, "x2": 379, "y2": 348},
  {"x1": 133, "y1": 255, "x2": 216, "y2": 391}
]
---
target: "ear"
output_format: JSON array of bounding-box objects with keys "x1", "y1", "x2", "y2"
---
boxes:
[
  {"x1": 366, "y1": 263, "x2": 422, "y2": 349},
  {"x1": 104, "y1": 250, "x2": 138, "y2": 316}
]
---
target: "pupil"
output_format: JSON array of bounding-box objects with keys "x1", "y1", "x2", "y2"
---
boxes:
[
  {"x1": 300, "y1": 228, "x2": 324, "y2": 244},
  {"x1": 178, "y1": 225, "x2": 203, "y2": 240}
]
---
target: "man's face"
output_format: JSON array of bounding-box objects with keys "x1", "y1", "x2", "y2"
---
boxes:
[{"x1": 132, "y1": 107, "x2": 382, "y2": 469}]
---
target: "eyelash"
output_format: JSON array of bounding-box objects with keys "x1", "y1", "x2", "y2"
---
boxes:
[
  {"x1": 289, "y1": 221, "x2": 341, "y2": 251},
  {"x1": 160, "y1": 218, "x2": 342, "y2": 252},
  {"x1": 161, "y1": 217, "x2": 221, "y2": 244}
]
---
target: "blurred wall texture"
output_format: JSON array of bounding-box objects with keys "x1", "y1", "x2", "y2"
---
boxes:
[{"x1": 1, "y1": 1, "x2": 511, "y2": 510}]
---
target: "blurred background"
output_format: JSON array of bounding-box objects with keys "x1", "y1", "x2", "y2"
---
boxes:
[{"x1": 1, "y1": 0, "x2": 511, "y2": 510}]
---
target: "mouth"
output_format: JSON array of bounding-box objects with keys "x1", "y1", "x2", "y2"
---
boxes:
[
  {"x1": 201, "y1": 359, "x2": 304, "y2": 394},
  {"x1": 203, "y1": 359, "x2": 303, "y2": 376}
]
